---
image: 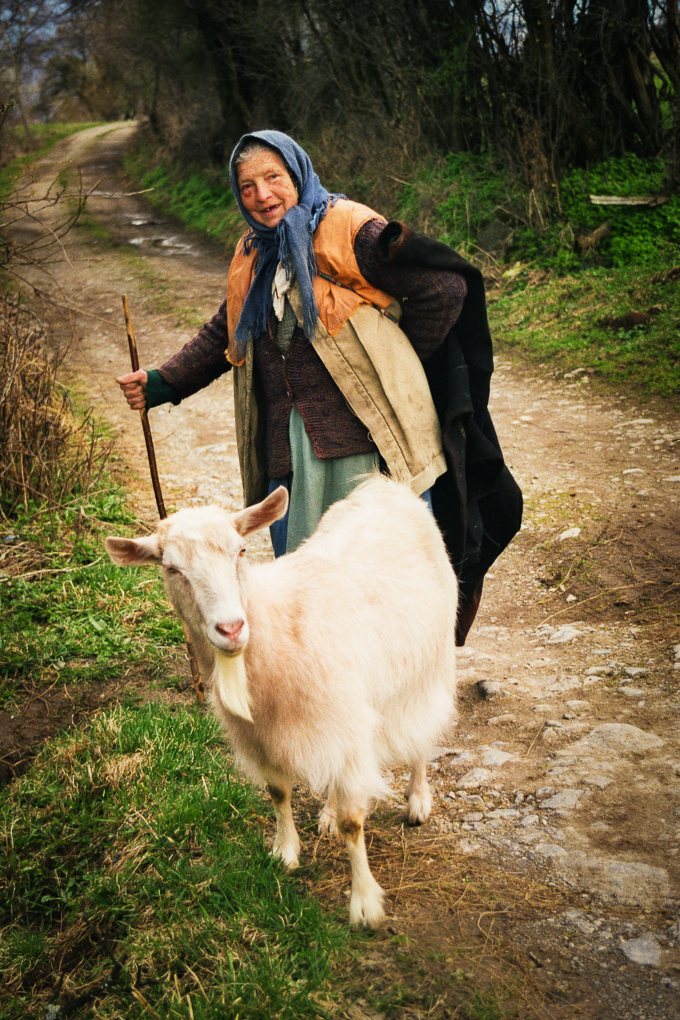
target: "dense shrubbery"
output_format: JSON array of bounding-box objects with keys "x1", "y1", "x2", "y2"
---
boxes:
[{"x1": 395, "y1": 151, "x2": 680, "y2": 274}]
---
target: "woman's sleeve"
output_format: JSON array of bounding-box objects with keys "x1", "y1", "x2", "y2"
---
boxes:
[
  {"x1": 354, "y1": 218, "x2": 466, "y2": 360},
  {"x1": 156, "y1": 297, "x2": 232, "y2": 402},
  {"x1": 144, "y1": 369, "x2": 180, "y2": 409}
]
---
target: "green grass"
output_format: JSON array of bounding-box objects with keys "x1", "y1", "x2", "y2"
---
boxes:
[
  {"x1": 395, "y1": 151, "x2": 513, "y2": 257},
  {"x1": 396, "y1": 151, "x2": 679, "y2": 400},
  {"x1": 0, "y1": 702, "x2": 356, "y2": 1019},
  {"x1": 0, "y1": 698, "x2": 519, "y2": 1020},
  {"x1": 0, "y1": 484, "x2": 185, "y2": 711},
  {"x1": 556, "y1": 153, "x2": 680, "y2": 269},
  {"x1": 487, "y1": 263, "x2": 680, "y2": 401},
  {"x1": 393, "y1": 150, "x2": 680, "y2": 273}
]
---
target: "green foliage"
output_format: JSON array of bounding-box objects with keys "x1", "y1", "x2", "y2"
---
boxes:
[
  {"x1": 488, "y1": 264, "x2": 680, "y2": 402},
  {"x1": 395, "y1": 151, "x2": 679, "y2": 274},
  {"x1": 504, "y1": 154, "x2": 680, "y2": 272},
  {"x1": 1, "y1": 703, "x2": 355, "y2": 1018},
  {"x1": 557, "y1": 154, "x2": 680, "y2": 268},
  {"x1": 396, "y1": 152, "x2": 511, "y2": 256}
]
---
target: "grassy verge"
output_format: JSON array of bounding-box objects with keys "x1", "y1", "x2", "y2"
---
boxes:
[
  {"x1": 0, "y1": 123, "x2": 102, "y2": 193},
  {"x1": 1, "y1": 702, "x2": 357, "y2": 1019},
  {"x1": 395, "y1": 151, "x2": 679, "y2": 403},
  {"x1": 487, "y1": 263, "x2": 680, "y2": 402},
  {"x1": 123, "y1": 145, "x2": 245, "y2": 254},
  {"x1": 393, "y1": 151, "x2": 680, "y2": 272},
  {"x1": 0, "y1": 485, "x2": 185, "y2": 713}
]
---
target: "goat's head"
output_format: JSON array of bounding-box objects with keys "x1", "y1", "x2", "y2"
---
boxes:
[{"x1": 105, "y1": 487, "x2": 289, "y2": 655}]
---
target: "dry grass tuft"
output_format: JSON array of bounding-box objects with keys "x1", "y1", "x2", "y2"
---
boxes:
[
  {"x1": 0, "y1": 293, "x2": 113, "y2": 516},
  {"x1": 101, "y1": 749, "x2": 147, "y2": 789}
]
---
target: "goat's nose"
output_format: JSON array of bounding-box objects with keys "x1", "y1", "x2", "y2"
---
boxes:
[{"x1": 215, "y1": 620, "x2": 244, "y2": 641}]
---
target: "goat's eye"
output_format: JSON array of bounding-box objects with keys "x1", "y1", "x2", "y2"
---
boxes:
[
  {"x1": 165, "y1": 565, "x2": 181, "y2": 575},
  {"x1": 238, "y1": 548, "x2": 246, "y2": 558}
]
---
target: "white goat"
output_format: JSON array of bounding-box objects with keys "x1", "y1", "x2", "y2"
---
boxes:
[{"x1": 106, "y1": 475, "x2": 458, "y2": 928}]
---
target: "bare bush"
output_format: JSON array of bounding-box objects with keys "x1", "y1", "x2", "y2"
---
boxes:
[
  {"x1": 1, "y1": 175, "x2": 91, "y2": 281},
  {"x1": 0, "y1": 294, "x2": 112, "y2": 516}
]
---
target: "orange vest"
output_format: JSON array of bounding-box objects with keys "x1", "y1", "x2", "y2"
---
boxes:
[{"x1": 225, "y1": 200, "x2": 394, "y2": 366}]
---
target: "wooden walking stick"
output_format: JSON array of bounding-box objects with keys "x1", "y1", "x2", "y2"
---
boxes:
[{"x1": 121, "y1": 294, "x2": 205, "y2": 704}]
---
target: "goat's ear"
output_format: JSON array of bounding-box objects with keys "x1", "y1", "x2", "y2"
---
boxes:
[
  {"x1": 233, "y1": 486, "x2": 289, "y2": 537},
  {"x1": 105, "y1": 535, "x2": 162, "y2": 566}
]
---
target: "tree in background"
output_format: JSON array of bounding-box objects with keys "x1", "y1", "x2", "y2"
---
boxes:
[
  {"x1": 0, "y1": 0, "x2": 61, "y2": 140},
  {"x1": 5, "y1": 0, "x2": 678, "y2": 188}
]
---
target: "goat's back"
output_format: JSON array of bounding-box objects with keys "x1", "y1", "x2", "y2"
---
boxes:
[
  {"x1": 250, "y1": 476, "x2": 456, "y2": 661},
  {"x1": 230, "y1": 477, "x2": 458, "y2": 794}
]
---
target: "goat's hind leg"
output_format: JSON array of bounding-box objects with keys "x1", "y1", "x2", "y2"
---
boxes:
[
  {"x1": 266, "y1": 779, "x2": 301, "y2": 869},
  {"x1": 405, "y1": 757, "x2": 432, "y2": 825},
  {"x1": 318, "y1": 790, "x2": 340, "y2": 839},
  {"x1": 336, "y1": 794, "x2": 385, "y2": 929}
]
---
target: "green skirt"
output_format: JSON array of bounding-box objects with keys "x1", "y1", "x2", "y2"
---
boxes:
[{"x1": 283, "y1": 405, "x2": 378, "y2": 554}]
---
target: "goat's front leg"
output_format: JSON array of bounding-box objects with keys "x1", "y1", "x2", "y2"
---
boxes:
[
  {"x1": 336, "y1": 798, "x2": 385, "y2": 929},
  {"x1": 266, "y1": 780, "x2": 301, "y2": 869},
  {"x1": 405, "y1": 757, "x2": 432, "y2": 825}
]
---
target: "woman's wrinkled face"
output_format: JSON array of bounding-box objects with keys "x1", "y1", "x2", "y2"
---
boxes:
[{"x1": 236, "y1": 150, "x2": 298, "y2": 227}]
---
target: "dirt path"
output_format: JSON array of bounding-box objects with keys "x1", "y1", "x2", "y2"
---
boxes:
[{"x1": 6, "y1": 124, "x2": 680, "y2": 1018}]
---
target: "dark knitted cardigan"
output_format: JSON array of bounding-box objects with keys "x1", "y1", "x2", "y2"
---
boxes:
[{"x1": 157, "y1": 218, "x2": 466, "y2": 478}]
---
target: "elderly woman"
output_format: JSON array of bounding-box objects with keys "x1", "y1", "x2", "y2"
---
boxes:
[{"x1": 118, "y1": 130, "x2": 522, "y2": 643}]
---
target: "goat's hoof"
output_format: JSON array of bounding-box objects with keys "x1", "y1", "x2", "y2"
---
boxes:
[
  {"x1": 349, "y1": 885, "x2": 386, "y2": 929},
  {"x1": 405, "y1": 792, "x2": 432, "y2": 826},
  {"x1": 318, "y1": 804, "x2": 340, "y2": 839},
  {"x1": 272, "y1": 845, "x2": 300, "y2": 870}
]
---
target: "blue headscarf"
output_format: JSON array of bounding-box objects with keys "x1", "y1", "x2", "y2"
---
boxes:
[{"x1": 228, "y1": 130, "x2": 344, "y2": 363}]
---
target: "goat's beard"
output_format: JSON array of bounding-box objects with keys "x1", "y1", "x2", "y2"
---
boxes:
[{"x1": 212, "y1": 649, "x2": 253, "y2": 722}]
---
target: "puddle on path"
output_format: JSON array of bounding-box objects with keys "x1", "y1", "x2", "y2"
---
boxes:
[
  {"x1": 116, "y1": 211, "x2": 200, "y2": 255},
  {"x1": 128, "y1": 235, "x2": 200, "y2": 256}
]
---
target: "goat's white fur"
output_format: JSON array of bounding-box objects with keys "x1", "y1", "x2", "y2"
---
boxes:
[{"x1": 106, "y1": 474, "x2": 458, "y2": 928}]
